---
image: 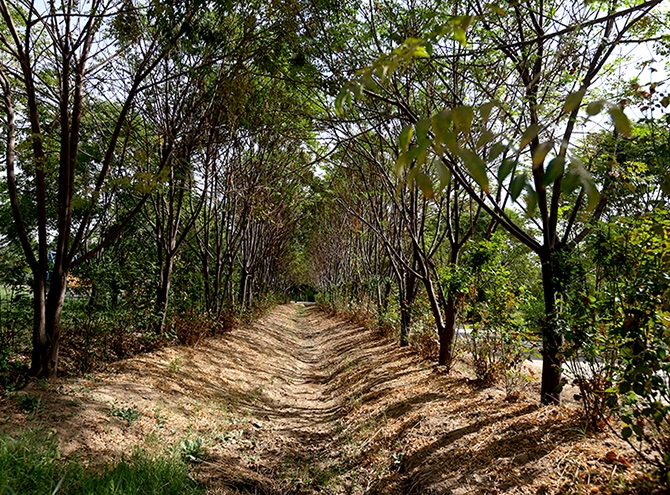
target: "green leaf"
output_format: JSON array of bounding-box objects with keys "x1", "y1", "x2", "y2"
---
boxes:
[
  {"x1": 520, "y1": 124, "x2": 542, "y2": 150},
  {"x1": 398, "y1": 124, "x2": 414, "y2": 152},
  {"x1": 396, "y1": 153, "x2": 407, "y2": 177},
  {"x1": 532, "y1": 141, "x2": 553, "y2": 169},
  {"x1": 608, "y1": 107, "x2": 632, "y2": 137},
  {"x1": 580, "y1": 172, "x2": 600, "y2": 211},
  {"x1": 335, "y1": 87, "x2": 351, "y2": 117},
  {"x1": 416, "y1": 118, "x2": 431, "y2": 143},
  {"x1": 562, "y1": 89, "x2": 586, "y2": 114},
  {"x1": 561, "y1": 168, "x2": 582, "y2": 194},
  {"x1": 485, "y1": 3, "x2": 506, "y2": 15},
  {"x1": 415, "y1": 172, "x2": 434, "y2": 199},
  {"x1": 476, "y1": 129, "x2": 495, "y2": 149},
  {"x1": 442, "y1": 131, "x2": 459, "y2": 154},
  {"x1": 406, "y1": 163, "x2": 420, "y2": 185},
  {"x1": 497, "y1": 158, "x2": 516, "y2": 183},
  {"x1": 456, "y1": 15, "x2": 474, "y2": 31},
  {"x1": 453, "y1": 27, "x2": 466, "y2": 46},
  {"x1": 431, "y1": 110, "x2": 452, "y2": 146},
  {"x1": 488, "y1": 142, "x2": 507, "y2": 162},
  {"x1": 413, "y1": 45, "x2": 430, "y2": 58},
  {"x1": 586, "y1": 100, "x2": 605, "y2": 115},
  {"x1": 542, "y1": 157, "x2": 565, "y2": 186},
  {"x1": 479, "y1": 100, "x2": 497, "y2": 122},
  {"x1": 434, "y1": 160, "x2": 451, "y2": 191},
  {"x1": 458, "y1": 148, "x2": 489, "y2": 192},
  {"x1": 621, "y1": 426, "x2": 633, "y2": 439},
  {"x1": 525, "y1": 187, "x2": 538, "y2": 217},
  {"x1": 510, "y1": 174, "x2": 526, "y2": 201},
  {"x1": 453, "y1": 105, "x2": 474, "y2": 137}
]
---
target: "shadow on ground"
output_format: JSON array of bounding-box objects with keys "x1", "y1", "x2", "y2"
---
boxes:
[{"x1": 0, "y1": 304, "x2": 644, "y2": 495}]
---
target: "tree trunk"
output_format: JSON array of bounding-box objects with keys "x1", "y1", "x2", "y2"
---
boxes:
[
  {"x1": 30, "y1": 271, "x2": 67, "y2": 378},
  {"x1": 239, "y1": 266, "x2": 248, "y2": 307},
  {"x1": 399, "y1": 270, "x2": 416, "y2": 347},
  {"x1": 540, "y1": 252, "x2": 563, "y2": 405},
  {"x1": 155, "y1": 256, "x2": 174, "y2": 334},
  {"x1": 420, "y1": 272, "x2": 449, "y2": 364},
  {"x1": 438, "y1": 248, "x2": 461, "y2": 368},
  {"x1": 439, "y1": 291, "x2": 457, "y2": 367}
]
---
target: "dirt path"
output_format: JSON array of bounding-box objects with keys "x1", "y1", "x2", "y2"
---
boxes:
[{"x1": 1, "y1": 304, "x2": 650, "y2": 494}]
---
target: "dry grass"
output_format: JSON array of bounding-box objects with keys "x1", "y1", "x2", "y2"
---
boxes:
[{"x1": 0, "y1": 304, "x2": 659, "y2": 494}]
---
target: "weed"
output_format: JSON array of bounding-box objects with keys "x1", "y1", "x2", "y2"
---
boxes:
[
  {"x1": 218, "y1": 429, "x2": 244, "y2": 444},
  {"x1": 110, "y1": 404, "x2": 141, "y2": 424},
  {"x1": 153, "y1": 406, "x2": 168, "y2": 429},
  {"x1": 180, "y1": 437, "x2": 207, "y2": 463},
  {"x1": 16, "y1": 394, "x2": 43, "y2": 417},
  {"x1": 166, "y1": 357, "x2": 183, "y2": 373},
  {"x1": 84, "y1": 373, "x2": 101, "y2": 382},
  {"x1": 391, "y1": 451, "x2": 405, "y2": 471}
]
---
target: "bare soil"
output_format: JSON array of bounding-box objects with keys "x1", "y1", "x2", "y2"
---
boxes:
[{"x1": 0, "y1": 304, "x2": 657, "y2": 494}]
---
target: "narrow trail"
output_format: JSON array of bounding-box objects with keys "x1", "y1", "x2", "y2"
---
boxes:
[{"x1": 2, "y1": 304, "x2": 643, "y2": 495}]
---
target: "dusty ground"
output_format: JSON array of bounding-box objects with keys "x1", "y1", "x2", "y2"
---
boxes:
[{"x1": 0, "y1": 304, "x2": 658, "y2": 494}]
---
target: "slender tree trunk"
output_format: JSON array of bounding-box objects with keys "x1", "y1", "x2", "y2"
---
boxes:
[
  {"x1": 382, "y1": 279, "x2": 391, "y2": 312},
  {"x1": 540, "y1": 251, "x2": 563, "y2": 405},
  {"x1": 399, "y1": 299, "x2": 411, "y2": 346},
  {"x1": 399, "y1": 270, "x2": 416, "y2": 346},
  {"x1": 30, "y1": 271, "x2": 67, "y2": 378},
  {"x1": 239, "y1": 266, "x2": 248, "y2": 307},
  {"x1": 155, "y1": 257, "x2": 174, "y2": 334},
  {"x1": 439, "y1": 292, "x2": 457, "y2": 367},
  {"x1": 438, "y1": 249, "x2": 461, "y2": 368}
]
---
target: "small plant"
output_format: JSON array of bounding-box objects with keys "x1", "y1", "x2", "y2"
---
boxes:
[
  {"x1": 391, "y1": 451, "x2": 405, "y2": 471},
  {"x1": 218, "y1": 429, "x2": 244, "y2": 444},
  {"x1": 165, "y1": 357, "x2": 183, "y2": 373},
  {"x1": 110, "y1": 404, "x2": 141, "y2": 424},
  {"x1": 16, "y1": 394, "x2": 42, "y2": 416},
  {"x1": 179, "y1": 437, "x2": 207, "y2": 463}
]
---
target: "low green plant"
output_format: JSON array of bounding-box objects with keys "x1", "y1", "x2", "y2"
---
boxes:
[
  {"x1": 165, "y1": 357, "x2": 183, "y2": 373},
  {"x1": 179, "y1": 437, "x2": 207, "y2": 463},
  {"x1": 0, "y1": 429, "x2": 204, "y2": 494},
  {"x1": 16, "y1": 394, "x2": 43, "y2": 417},
  {"x1": 110, "y1": 404, "x2": 141, "y2": 424}
]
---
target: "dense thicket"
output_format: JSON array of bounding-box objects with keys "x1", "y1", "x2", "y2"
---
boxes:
[{"x1": 1, "y1": 0, "x2": 670, "y2": 484}]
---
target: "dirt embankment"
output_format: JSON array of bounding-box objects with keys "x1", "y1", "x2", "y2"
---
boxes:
[{"x1": 0, "y1": 304, "x2": 653, "y2": 494}]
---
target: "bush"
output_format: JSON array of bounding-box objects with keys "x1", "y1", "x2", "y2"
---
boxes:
[
  {"x1": 461, "y1": 236, "x2": 537, "y2": 398},
  {"x1": 561, "y1": 213, "x2": 670, "y2": 482}
]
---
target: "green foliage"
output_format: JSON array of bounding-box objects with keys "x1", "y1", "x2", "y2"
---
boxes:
[
  {"x1": 0, "y1": 429, "x2": 204, "y2": 494},
  {"x1": 110, "y1": 404, "x2": 141, "y2": 424},
  {"x1": 557, "y1": 210, "x2": 670, "y2": 478},
  {"x1": 555, "y1": 246, "x2": 618, "y2": 431},
  {"x1": 15, "y1": 394, "x2": 43, "y2": 417},
  {"x1": 599, "y1": 212, "x2": 670, "y2": 477},
  {"x1": 459, "y1": 234, "x2": 537, "y2": 397},
  {"x1": 179, "y1": 437, "x2": 207, "y2": 464}
]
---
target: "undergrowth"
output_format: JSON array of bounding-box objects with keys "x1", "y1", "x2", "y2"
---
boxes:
[{"x1": 0, "y1": 429, "x2": 204, "y2": 495}]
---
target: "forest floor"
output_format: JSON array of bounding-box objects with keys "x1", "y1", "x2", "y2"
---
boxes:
[{"x1": 0, "y1": 304, "x2": 661, "y2": 494}]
